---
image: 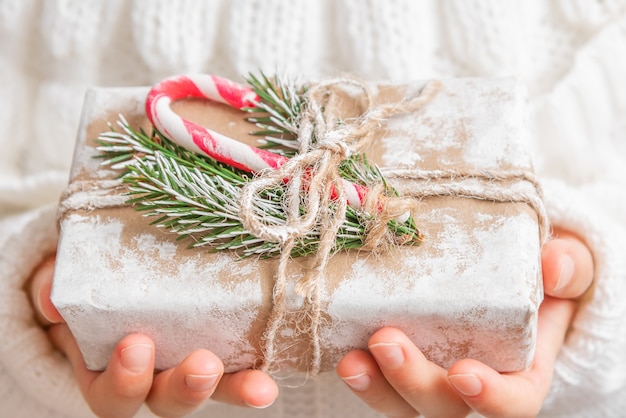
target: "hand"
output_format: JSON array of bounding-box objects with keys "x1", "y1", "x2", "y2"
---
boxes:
[
  {"x1": 28, "y1": 256, "x2": 279, "y2": 418},
  {"x1": 336, "y1": 228, "x2": 594, "y2": 418}
]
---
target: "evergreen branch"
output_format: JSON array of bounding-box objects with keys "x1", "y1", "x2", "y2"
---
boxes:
[
  {"x1": 95, "y1": 73, "x2": 424, "y2": 259},
  {"x1": 97, "y1": 119, "x2": 422, "y2": 258},
  {"x1": 243, "y1": 72, "x2": 304, "y2": 156}
]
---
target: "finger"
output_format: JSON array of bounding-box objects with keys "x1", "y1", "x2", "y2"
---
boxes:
[
  {"x1": 542, "y1": 228, "x2": 594, "y2": 299},
  {"x1": 367, "y1": 327, "x2": 470, "y2": 418},
  {"x1": 447, "y1": 297, "x2": 576, "y2": 418},
  {"x1": 210, "y1": 369, "x2": 278, "y2": 409},
  {"x1": 49, "y1": 325, "x2": 155, "y2": 418},
  {"x1": 337, "y1": 349, "x2": 420, "y2": 418},
  {"x1": 146, "y1": 349, "x2": 223, "y2": 417},
  {"x1": 28, "y1": 255, "x2": 63, "y2": 325}
]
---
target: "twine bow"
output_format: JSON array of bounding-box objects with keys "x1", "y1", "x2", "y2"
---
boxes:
[{"x1": 238, "y1": 77, "x2": 441, "y2": 376}]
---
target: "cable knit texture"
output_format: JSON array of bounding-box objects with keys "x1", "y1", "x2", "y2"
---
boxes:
[{"x1": 1, "y1": 1, "x2": 625, "y2": 417}]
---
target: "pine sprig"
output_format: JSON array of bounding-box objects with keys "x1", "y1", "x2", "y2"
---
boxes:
[
  {"x1": 95, "y1": 74, "x2": 424, "y2": 259},
  {"x1": 243, "y1": 72, "x2": 304, "y2": 156}
]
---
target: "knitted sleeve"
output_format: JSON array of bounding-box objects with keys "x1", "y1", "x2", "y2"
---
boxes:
[
  {"x1": 539, "y1": 180, "x2": 626, "y2": 417},
  {"x1": 0, "y1": 204, "x2": 168, "y2": 418},
  {"x1": 0, "y1": 205, "x2": 90, "y2": 417},
  {"x1": 529, "y1": 9, "x2": 626, "y2": 416}
]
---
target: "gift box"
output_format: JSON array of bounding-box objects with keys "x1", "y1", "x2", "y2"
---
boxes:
[{"x1": 52, "y1": 77, "x2": 545, "y2": 375}]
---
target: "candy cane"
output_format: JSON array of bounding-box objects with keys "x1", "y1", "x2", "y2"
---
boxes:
[{"x1": 145, "y1": 74, "x2": 367, "y2": 209}]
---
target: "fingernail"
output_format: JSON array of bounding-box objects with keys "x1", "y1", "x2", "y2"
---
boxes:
[
  {"x1": 36, "y1": 285, "x2": 53, "y2": 323},
  {"x1": 341, "y1": 372, "x2": 371, "y2": 392},
  {"x1": 554, "y1": 254, "x2": 575, "y2": 292},
  {"x1": 120, "y1": 344, "x2": 152, "y2": 374},
  {"x1": 185, "y1": 373, "x2": 219, "y2": 392},
  {"x1": 368, "y1": 342, "x2": 405, "y2": 369},
  {"x1": 245, "y1": 399, "x2": 276, "y2": 409},
  {"x1": 448, "y1": 373, "x2": 483, "y2": 397}
]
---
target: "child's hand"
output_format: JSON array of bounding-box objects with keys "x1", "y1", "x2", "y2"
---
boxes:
[
  {"x1": 28, "y1": 257, "x2": 279, "y2": 418},
  {"x1": 336, "y1": 228, "x2": 594, "y2": 418}
]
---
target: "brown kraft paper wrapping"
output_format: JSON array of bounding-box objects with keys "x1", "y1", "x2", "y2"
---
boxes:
[{"x1": 52, "y1": 78, "x2": 544, "y2": 376}]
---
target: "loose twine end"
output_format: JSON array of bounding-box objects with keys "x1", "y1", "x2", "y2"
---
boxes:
[
  {"x1": 239, "y1": 77, "x2": 440, "y2": 377},
  {"x1": 361, "y1": 183, "x2": 425, "y2": 252}
]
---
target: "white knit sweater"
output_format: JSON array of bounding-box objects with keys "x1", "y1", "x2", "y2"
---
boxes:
[{"x1": 1, "y1": 1, "x2": 625, "y2": 417}]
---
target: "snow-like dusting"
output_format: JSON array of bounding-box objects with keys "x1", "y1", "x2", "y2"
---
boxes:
[
  {"x1": 133, "y1": 234, "x2": 177, "y2": 261},
  {"x1": 70, "y1": 136, "x2": 119, "y2": 180},
  {"x1": 53, "y1": 213, "x2": 262, "y2": 371},
  {"x1": 381, "y1": 78, "x2": 533, "y2": 171},
  {"x1": 325, "y1": 208, "x2": 541, "y2": 370},
  {"x1": 88, "y1": 87, "x2": 148, "y2": 122},
  {"x1": 71, "y1": 87, "x2": 148, "y2": 179}
]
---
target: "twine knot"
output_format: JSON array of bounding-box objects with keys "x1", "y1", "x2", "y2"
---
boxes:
[
  {"x1": 314, "y1": 139, "x2": 351, "y2": 159},
  {"x1": 238, "y1": 77, "x2": 440, "y2": 377}
]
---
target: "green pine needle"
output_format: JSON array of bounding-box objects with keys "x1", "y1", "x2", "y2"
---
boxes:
[
  {"x1": 243, "y1": 72, "x2": 304, "y2": 156},
  {"x1": 95, "y1": 73, "x2": 423, "y2": 259}
]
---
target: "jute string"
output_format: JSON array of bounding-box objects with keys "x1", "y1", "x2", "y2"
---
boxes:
[
  {"x1": 382, "y1": 168, "x2": 550, "y2": 245},
  {"x1": 57, "y1": 179, "x2": 127, "y2": 219},
  {"x1": 57, "y1": 78, "x2": 549, "y2": 377},
  {"x1": 239, "y1": 78, "x2": 444, "y2": 376}
]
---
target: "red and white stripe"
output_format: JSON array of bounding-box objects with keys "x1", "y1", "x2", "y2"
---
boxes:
[{"x1": 145, "y1": 74, "x2": 367, "y2": 209}]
